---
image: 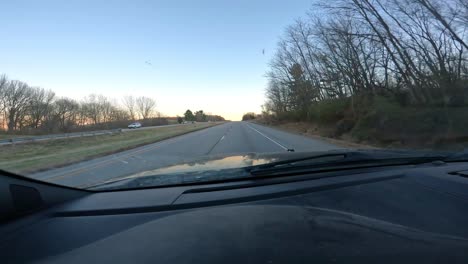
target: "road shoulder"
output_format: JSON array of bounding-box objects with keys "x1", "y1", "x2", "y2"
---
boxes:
[{"x1": 251, "y1": 121, "x2": 376, "y2": 149}]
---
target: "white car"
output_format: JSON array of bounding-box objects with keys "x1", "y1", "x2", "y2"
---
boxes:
[{"x1": 127, "y1": 122, "x2": 142, "y2": 129}]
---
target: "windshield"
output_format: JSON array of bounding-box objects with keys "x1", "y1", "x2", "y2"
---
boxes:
[{"x1": 0, "y1": 0, "x2": 467, "y2": 190}]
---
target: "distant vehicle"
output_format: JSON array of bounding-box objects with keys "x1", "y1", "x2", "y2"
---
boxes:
[{"x1": 127, "y1": 122, "x2": 142, "y2": 129}]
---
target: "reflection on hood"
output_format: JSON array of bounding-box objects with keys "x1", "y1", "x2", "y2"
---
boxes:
[
  {"x1": 88, "y1": 149, "x2": 432, "y2": 190},
  {"x1": 88, "y1": 152, "x2": 325, "y2": 190},
  {"x1": 128, "y1": 155, "x2": 276, "y2": 178}
]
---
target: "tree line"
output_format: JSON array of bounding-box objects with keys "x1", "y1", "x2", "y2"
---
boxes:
[
  {"x1": 0, "y1": 75, "x2": 158, "y2": 133},
  {"x1": 183, "y1": 109, "x2": 225, "y2": 122},
  {"x1": 264, "y1": 0, "x2": 467, "y2": 121},
  {"x1": 242, "y1": 112, "x2": 256, "y2": 121}
]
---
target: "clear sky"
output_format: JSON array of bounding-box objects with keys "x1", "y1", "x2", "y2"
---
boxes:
[{"x1": 1, "y1": 0, "x2": 313, "y2": 120}]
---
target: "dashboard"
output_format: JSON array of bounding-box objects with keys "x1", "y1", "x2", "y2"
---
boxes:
[{"x1": 1, "y1": 162, "x2": 468, "y2": 263}]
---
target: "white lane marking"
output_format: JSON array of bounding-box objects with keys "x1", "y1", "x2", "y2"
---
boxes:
[
  {"x1": 220, "y1": 135, "x2": 225, "y2": 141},
  {"x1": 246, "y1": 124, "x2": 289, "y2": 151}
]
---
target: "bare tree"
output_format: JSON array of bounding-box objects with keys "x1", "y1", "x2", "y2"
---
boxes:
[
  {"x1": 0, "y1": 75, "x2": 8, "y2": 128},
  {"x1": 122, "y1": 95, "x2": 137, "y2": 121},
  {"x1": 136, "y1": 96, "x2": 156, "y2": 120},
  {"x1": 265, "y1": 0, "x2": 467, "y2": 119},
  {"x1": 28, "y1": 87, "x2": 55, "y2": 128},
  {"x1": 3, "y1": 80, "x2": 33, "y2": 132},
  {"x1": 0, "y1": 75, "x2": 7, "y2": 110},
  {"x1": 109, "y1": 107, "x2": 130, "y2": 122},
  {"x1": 416, "y1": 0, "x2": 468, "y2": 50},
  {"x1": 98, "y1": 95, "x2": 113, "y2": 124},
  {"x1": 53, "y1": 98, "x2": 79, "y2": 132},
  {"x1": 0, "y1": 73, "x2": 221, "y2": 133},
  {"x1": 81, "y1": 94, "x2": 102, "y2": 125}
]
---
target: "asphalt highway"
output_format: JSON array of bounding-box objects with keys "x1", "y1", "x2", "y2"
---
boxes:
[{"x1": 32, "y1": 122, "x2": 341, "y2": 188}]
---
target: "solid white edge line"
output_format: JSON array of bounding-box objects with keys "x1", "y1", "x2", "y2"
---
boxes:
[{"x1": 246, "y1": 124, "x2": 289, "y2": 151}]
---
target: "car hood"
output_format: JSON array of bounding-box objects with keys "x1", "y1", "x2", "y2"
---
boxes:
[
  {"x1": 124, "y1": 152, "x2": 300, "y2": 176},
  {"x1": 88, "y1": 152, "x2": 301, "y2": 190},
  {"x1": 88, "y1": 149, "x2": 447, "y2": 190}
]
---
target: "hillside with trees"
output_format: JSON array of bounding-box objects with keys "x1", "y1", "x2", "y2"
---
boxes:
[{"x1": 262, "y1": 0, "x2": 467, "y2": 149}]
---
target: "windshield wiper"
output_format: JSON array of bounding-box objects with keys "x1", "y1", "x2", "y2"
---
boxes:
[
  {"x1": 443, "y1": 149, "x2": 468, "y2": 162},
  {"x1": 249, "y1": 151, "x2": 447, "y2": 177}
]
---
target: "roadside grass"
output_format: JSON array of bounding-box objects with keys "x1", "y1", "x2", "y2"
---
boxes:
[{"x1": 0, "y1": 123, "x2": 219, "y2": 174}]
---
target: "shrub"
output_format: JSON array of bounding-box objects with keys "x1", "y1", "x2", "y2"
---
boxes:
[
  {"x1": 351, "y1": 96, "x2": 468, "y2": 146},
  {"x1": 307, "y1": 98, "x2": 350, "y2": 124},
  {"x1": 335, "y1": 119, "x2": 356, "y2": 137}
]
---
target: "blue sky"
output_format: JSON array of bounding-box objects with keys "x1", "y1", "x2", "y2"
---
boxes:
[{"x1": 1, "y1": 0, "x2": 313, "y2": 120}]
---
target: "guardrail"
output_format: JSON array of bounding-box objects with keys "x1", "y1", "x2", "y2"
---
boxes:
[{"x1": 0, "y1": 129, "x2": 123, "y2": 146}]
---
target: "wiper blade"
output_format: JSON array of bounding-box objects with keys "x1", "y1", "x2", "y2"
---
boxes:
[
  {"x1": 443, "y1": 149, "x2": 468, "y2": 162},
  {"x1": 249, "y1": 151, "x2": 446, "y2": 177}
]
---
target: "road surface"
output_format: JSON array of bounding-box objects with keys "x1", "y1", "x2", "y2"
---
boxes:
[{"x1": 32, "y1": 122, "x2": 341, "y2": 188}]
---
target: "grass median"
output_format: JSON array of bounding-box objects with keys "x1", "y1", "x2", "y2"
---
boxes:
[
  {"x1": 0, "y1": 123, "x2": 220, "y2": 174},
  {"x1": 0, "y1": 134, "x2": 32, "y2": 140}
]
